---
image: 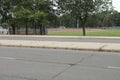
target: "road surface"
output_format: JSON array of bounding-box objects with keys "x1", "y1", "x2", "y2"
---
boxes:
[
  {"x1": 0, "y1": 36, "x2": 120, "y2": 43},
  {"x1": 0, "y1": 47, "x2": 120, "y2": 80}
]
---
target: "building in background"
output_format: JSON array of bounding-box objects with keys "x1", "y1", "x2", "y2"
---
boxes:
[{"x1": 0, "y1": 26, "x2": 8, "y2": 34}]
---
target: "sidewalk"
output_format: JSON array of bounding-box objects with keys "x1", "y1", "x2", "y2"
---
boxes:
[
  {"x1": 0, "y1": 39, "x2": 120, "y2": 52},
  {"x1": 0, "y1": 35, "x2": 120, "y2": 39}
]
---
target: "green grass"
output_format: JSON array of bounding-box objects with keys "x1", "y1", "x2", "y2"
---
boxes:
[{"x1": 48, "y1": 30, "x2": 120, "y2": 36}]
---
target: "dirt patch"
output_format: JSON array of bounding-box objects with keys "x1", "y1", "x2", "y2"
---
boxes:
[{"x1": 48, "y1": 28, "x2": 104, "y2": 33}]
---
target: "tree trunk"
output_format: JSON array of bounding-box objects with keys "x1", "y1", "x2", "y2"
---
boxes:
[
  {"x1": 34, "y1": 22, "x2": 37, "y2": 35},
  {"x1": 42, "y1": 25, "x2": 46, "y2": 35},
  {"x1": 25, "y1": 23, "x2": 28, "y2": 35},
  {"x1": 82, "y1": 24, "x2": 86, "y2": 36},
  {"x1": 39, "y1": 24, "x2": 43, "y2": 35},
  {"x1": 39, "y1": 24, "x2": 46, "y2": 35},
  {"x1": 32, "y1": 21, "x2": 37, "y2": 35},
  {"x1": 79, "y1": 18, "x2": 86, "y2": 36},
  {"x1": 12, "y1": 25, "x2": 16, "y2": 35},
  {"x1": 77, "y1": 19, "x2": 79, "y2": 28}
]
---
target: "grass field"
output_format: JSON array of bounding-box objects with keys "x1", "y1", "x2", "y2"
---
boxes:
[{"x1": 48, "y1": 29, "x2": 120, "y2": 36}]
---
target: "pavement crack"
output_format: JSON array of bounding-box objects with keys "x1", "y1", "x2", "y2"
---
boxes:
[
  {"x1": 50, "y1": 66, "x2": 71, "y2": 80},
  {"x1": 50, "y1": 54, "x2": 94, "y2": 80},
  {"x1": 99, "y1": 45, "x2": 107, "y2": 51},
  {"x1": 78, "y1": 54, "x2": 95, "y2": 64},
  {"x1": 50, "y1": 54, "x2": 96, "y2": 80}
]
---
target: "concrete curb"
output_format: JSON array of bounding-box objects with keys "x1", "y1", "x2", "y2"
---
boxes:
[{"x1": 0, "y1": 40, "x2": 120, "y2": 52}]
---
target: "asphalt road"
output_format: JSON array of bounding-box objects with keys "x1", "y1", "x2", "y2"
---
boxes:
[
  {"x1": 0, "y1": 36, "x2": 120, "y2": 43},
  {"x1": 0, "y1": 47, "x2": 120, "y2": 80}
]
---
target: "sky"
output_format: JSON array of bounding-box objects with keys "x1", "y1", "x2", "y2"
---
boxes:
[{"x1": 113, "y1": 0, "x2": 120, "y2": 12}]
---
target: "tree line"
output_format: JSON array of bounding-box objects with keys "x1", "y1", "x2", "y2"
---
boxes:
[
  {"x1": 0, "y1": 0, "x2": 56, "y2": 35},
  {"x1": 56, "y1": 10, "x2": 120, "y2": 28},
  {"x1": 0, "y1": 0, "x2": 119, "y2": 36}
]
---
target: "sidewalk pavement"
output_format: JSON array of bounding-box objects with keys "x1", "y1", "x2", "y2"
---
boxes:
[
  {"x1": 0, "y1": 35, "x2": 120, "y2": 39},
  {"x1": 0, "y1": 39, "x2": 120, "y2": 52}
]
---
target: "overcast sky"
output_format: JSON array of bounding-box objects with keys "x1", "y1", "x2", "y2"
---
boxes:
[{"x1": 113, "y1": 0, "x2": 120, "y2": 12}]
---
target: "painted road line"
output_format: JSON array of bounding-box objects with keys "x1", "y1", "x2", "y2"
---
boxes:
[
  {"x1": 108, "y1": 66, "x2": 120, "y2": 70},
  {"x1": 0, "y1": 57, "x2": 17, "y2": 60}
]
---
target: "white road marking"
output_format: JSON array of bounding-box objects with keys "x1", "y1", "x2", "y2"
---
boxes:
[
  {"x1": 108, "y1": 66, "x2": 120, "y2": 70},
  {"x1": 0, "y1": 57, "x2": 17, "y2": 60}
]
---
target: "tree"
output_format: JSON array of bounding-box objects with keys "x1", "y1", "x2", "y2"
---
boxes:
[
  {"x1": 29, "y1": 11, "x2": 48, "y2": 34},
  {"x1": 14, "y1": 7, "x2": 32, "y2": 35},
  {"x1": 86, "y1": 11, "x2": 113, "y2": 28},
  {"x1": 111, "y1": 11, "x2": 120, "y2": 26},
  {"x1": 32, "y1": 0, "x2": 56, "y2": 35},
  {"x1": 0, "y1": 0, "x2": 57, "y2": 35},
  {"x1": 56, "y1": 0, "x2": 113, "y2": 36},
  {"x1": 0, "y1": 0, "x2": 13, "y2": 24}
]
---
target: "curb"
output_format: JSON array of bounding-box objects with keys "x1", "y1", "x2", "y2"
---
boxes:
[{"x1": 0, "y1": 40, "x2": 120, "y2": 52}]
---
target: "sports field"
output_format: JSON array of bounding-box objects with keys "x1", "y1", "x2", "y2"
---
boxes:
[{"x1": 48, "y1": 29, "x2": 120, "y2": 36}]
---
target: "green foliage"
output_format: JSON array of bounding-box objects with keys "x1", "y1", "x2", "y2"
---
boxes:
[
  {"x1": 15, "y1": 7, "x2": 31, "y2": 21},
  {"x1": 56, "y1": 0, "x2": 113, "y2": 36},
  {"x1": 111, "y1": 11, "x2": 120, "y2": 26},
  {"x1": 0, "y1": 0, "x2": 55, "y2": 26},
  {"x1": 0, "y1": 0, "x2": 13, "y2": 22},
  {"x1": 29, "y1": 11, "x2": 48, "y2": 25}
]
